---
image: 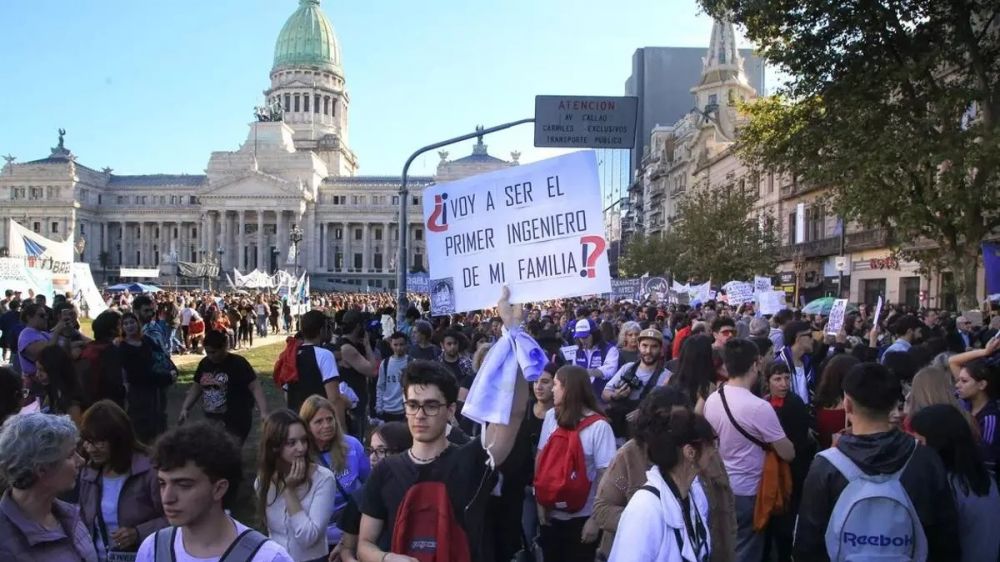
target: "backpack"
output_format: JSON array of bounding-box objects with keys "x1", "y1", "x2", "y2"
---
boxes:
[
  {"x1": 534, "y1": 413, "x2": 605, "y2": 512},
  {"x1": 272, "y1": 337, "x2": 301, "y2": 387},
  {"x1": 153, "y1": 527, "x2": 269, "y2": 562},
  {"x1": 819, "y1": 442, "x2": 928, "y2": 562},
  {"x1": 389, "y1": 455, "x2": 472, "y2": 562}
]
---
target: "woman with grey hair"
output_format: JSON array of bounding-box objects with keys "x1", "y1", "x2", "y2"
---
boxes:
[
  {"x1": 617, "y1": 321, "x2": 642, "y2": 365},
  {"x1": 0, "y1": 413, "x2": 97, "y2": 561}
]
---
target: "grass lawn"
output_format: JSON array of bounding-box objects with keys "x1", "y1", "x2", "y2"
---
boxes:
[{"x1": 79, "y1": 317, "x2": 286, "y2": 528}]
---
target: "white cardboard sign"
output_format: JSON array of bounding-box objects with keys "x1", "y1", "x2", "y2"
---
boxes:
[
  {"x1": 726, "y1": 282, "x2": 755, "y2": 307},
  {"x1": 758, "y1": 290, "x2": 788, "y2": 316},
  {"x1": 826, "y1": 299, "x2": 850, "y2": 335},
  {"x1": 423, "y1": 151, "x2": 611, "y2": 313}
]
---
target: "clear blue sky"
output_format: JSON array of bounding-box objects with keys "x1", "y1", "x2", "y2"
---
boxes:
[{"x1": 0, "y1": 0, "x2": 755, "y2": 177}]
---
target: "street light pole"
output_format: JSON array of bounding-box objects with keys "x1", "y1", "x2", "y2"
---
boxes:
[{"x1": 395, "y1": 118, "x2": 535, "y2": 324}]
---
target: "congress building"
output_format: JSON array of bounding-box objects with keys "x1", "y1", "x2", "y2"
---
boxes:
[{"x1": 0, "y1": 0, "x2": 517, "y2": 291}]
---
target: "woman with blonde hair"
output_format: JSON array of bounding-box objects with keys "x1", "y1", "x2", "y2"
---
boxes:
[
  {"x1": 906, "y1": 366, "x2": 978, "y2": 436},
  {"x1": 298, "y1": 395, "x2": 369, "y2": 549},
  {"x1": 256, "y1": 409, "x2": 336, "y2": 562}
]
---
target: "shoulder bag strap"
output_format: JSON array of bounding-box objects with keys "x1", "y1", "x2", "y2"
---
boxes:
[
  {"x1": 153, "y1": 527, "x2": 177, "y2": 562},
  {"x1": 637, "y1": 364, "x2": 663, "y2": 401},
  {"x1": 333, "y1": 473, "x2": 356, "y2": 509},
  {"x1": 219, "y1": 529, "x2": 269, "y2": 562},
  {"x1": 718, "y1": 385, "x2": 768, "y2": 450},
  {"x1": 93, "y1": 472, "x2": 112, "y2": 553}
]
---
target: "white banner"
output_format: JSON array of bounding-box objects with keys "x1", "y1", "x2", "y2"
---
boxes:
[
  {"x1": 826, "y1": 298, "x2": 849, "y2": 335},
  {"x1": 758, "y1": 290, "x2": 789, "y2": 315},
  {"x1": 7, "y1": 220, "x2": 73, "y2": 295},
  {"x1": 119, "y1": 267, "x2": 160, "y2": 278},
  {"x1": 423, "y1": 151, "x2": 610, "y2": 313},
  {"x1": 71, "y1": 263, "x2": 108, "y2": 319},
  {"x1": 754, "y1": 275, "x2": 773, "y2": 293},
  {"x1": 725, "y1": 281, "x2": 755, "y2": 307}
]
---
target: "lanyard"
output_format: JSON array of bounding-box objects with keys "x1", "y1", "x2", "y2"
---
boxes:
[{"x1": 664, "y1": 476, "x2": 708, "y2": 562}]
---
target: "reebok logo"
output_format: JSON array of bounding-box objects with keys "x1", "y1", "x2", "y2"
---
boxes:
[{"x1": 843, "y1": 532, "x2": 912, "y2": 547}]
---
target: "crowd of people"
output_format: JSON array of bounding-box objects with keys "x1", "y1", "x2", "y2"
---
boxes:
[{"x1": 1, "y1": 283, "x2": 1000, "y2": 562}]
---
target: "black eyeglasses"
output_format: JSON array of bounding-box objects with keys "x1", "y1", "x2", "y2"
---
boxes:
[
  {"x1": 403, "y1": 400, "x2": 445, "y2": 416},
  {"x1": 365, "y1": 446, "x2": 390, "y2": 459}
]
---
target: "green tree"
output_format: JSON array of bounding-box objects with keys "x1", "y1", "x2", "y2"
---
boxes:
[
  {"x1": 669, "y1": 182, "x2": 779, "y2": 282},
  {"x1": 621, "y1": 183, "x2": 778, "y2": 282},
  {"x1": 619, "y1": 233, "x2": 676, "y2": 278},
  {"x1": 700, "y1": 0, "x2": 1000, "y2": 308}
]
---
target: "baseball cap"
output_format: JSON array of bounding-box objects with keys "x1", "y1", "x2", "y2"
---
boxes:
[
  {"x1": 638, "y1": 328, "x2": 664, "y2": 345},
  {"x1": 573, "y1": 318, "x2": 593, "y2": 339}
]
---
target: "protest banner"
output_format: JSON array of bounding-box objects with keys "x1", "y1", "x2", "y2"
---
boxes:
[
  {"x1": 7, "y1": 220, "x2": 73, "y2": 295},
  {"x1": 643, "y1": 277, "x2": 669, "y2": 301},
  {"x1": 826, "y1": 299, "x2": 849, "y2": 335},
  {"x1": 423, "y1": 151, "x2": 610, "y2": 313},
  {"x1": 611, "y1": 278, "x2": 642, "y2": 300},
  {"x1": 754, "y1": 275, "x2": 773, "y2": 293},
  {"x1": 758, "y1": 290, "x2": 788, "y2": 315},
  {"x1": 872, "y1": 296, "x2": 884, "y2": 329},
  {"x1": 725, "y1": 282, "x2": 755, "y2": 307},
  {"x1": 71, "y1": 263, "x2": 108, "y2": 319},
  {"x1": 672, "y1": 280, "x2": 690, "y2": 294},
  {"x1": 406, "y1": 272, "x2": 429, "y2": 293},
  {"x1": 689, "y1": 281, "x2": 712, "y2": 303}
]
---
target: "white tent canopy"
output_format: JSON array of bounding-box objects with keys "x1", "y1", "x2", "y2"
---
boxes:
[{"x1": 231, "y1": 269, "x2": 275, "y2": 289}]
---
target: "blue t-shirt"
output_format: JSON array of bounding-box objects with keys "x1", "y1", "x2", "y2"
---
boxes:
[{"x1": 318, "y1": 435, "x2": 371, "y2": 513}]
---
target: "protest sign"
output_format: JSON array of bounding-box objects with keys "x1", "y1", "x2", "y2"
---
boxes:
[
  {"x1": 406, "y1": 272, "x2": 429, "y2": 293},
  {"x1": 672, "y1": 280, "x2": 690, "y2": 294},
  {"x1": 612, "y1": 278, "x2": 642, "y2": 300},
  {"x1": 758, "y1": 290, "x2": 788, "y2": 315},
  {"x1": 725, "y1": 282, "x2": 754, "y2": 307},
  {"x1": 423, "y1": 151, "x2": 610, "y2": 313},
  {"x1": 872, "y1": 296, "x2": 884, "y2": 329},
  {"x1": 826, "y1": 299, "x2": 849, "y2": 335},
  {"x1": 560, "y1": 345, "x2": 579, "y2": 363},
  {"x1": 689, "y1": 281, "x2": 712, "y2": 303},
  {"x1": 643, "y1": 277, "x2": 669, "y2": 301},
  {"x1": 754, "y1": 275, "x2": 773, "y2": 293}
]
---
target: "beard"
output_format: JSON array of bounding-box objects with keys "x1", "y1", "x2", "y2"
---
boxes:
[{"x1": 640, "y1": 354, "x2": 660, "y2": 366}]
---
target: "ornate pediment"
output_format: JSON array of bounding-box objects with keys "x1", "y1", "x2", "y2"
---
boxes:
[{"x1": 199, "y1": 171, "x2": 313, "y2": 202}]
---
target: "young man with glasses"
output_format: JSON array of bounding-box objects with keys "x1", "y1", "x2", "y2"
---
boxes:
[
  {"x1": 357, "y1": 290, "x2": 530, "y2": 562},
  {"x1": 712, "y1": 317, "x2": 737, "y2": 350}
]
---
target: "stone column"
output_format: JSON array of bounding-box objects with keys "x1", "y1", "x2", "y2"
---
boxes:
[
  {"x1": 344, "y1": 222, "x2": 352, "y2": 272},
  {"x1": 305, "y1": 205, "x2": 316, "y2": 272},
  {"x1": 383, "y1": 222, "x2": 391, "y2": 272},
  {"x1": 361, "y1": 222, "x2": 370, "y2": 273},
  {"x1": 200, "y1": 214, "x2": 209, "y2": 260},
  {"x1": 277, "y1": 211, "x2": 287, "y2": 268},
  {"x1": 257, "y1": 211, "x2": 265, "y2": 271},
  {"x1": 237, "y1": 210, "x2": 246, "y2": 271},
  {"x1": 319, "y1": 222, "x2": 326, "y2": 268},
  {"x1": 222, "y1": 211, "x2": 232, "y2": 271},
  {"x1": 158, "y1": 221, "x2": 166, "y2": 267}
]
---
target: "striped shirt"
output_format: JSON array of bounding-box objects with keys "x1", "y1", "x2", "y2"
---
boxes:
[{"x1": 973, "y1": 400, "x2": 1000, "y2": 472}]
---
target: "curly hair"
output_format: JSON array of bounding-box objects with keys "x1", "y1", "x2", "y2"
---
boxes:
[
  {"x1": 151, "y1": 421, "x2": 243, "y2": 508},
  {"x1": 0, "y1": 413, "x2": 78, "y2": 489}
]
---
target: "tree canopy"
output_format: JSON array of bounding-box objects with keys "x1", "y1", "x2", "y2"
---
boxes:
[
  {"x1": 622, "y1": 182, "x2": 779, "y2": 282},
  {"x1": 699, "y1": 0, "x2": 1000, "y2": 307}
]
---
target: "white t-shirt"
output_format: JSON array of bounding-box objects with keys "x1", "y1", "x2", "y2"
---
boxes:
[
  {"x1": 97, "y1": 475, "x2": 127, "y2": 561},
  {"x1": 537, "y1": 408, "x2": 616, "y2": 520},
  {"x1": 135, "y1": 517, "x2": 293, "y2": 562},
  {"x1": 180, "y1": 307, "x2": 194, "y2": 326},
  {"x1": 792, "y1": 365, "x2": 808, "y2": 403},
  {"x1": 605, "y1": 362, "x2": 672, "y2": 401},
  {"x1": 313, "y1": 346, "x2": 339, "y2": 383}
]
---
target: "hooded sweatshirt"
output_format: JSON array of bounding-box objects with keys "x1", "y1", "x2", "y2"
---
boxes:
[{"x1": 793, "y1": 429, "x2": 960, "y2": 561}]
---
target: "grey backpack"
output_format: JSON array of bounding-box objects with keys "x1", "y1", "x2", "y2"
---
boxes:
[
  {"x1": 154, "y1": 527, "x2": 270, "y2": 562},
  {"x1": 819, "y1": 442, "x2": 928, "y2": 562}
]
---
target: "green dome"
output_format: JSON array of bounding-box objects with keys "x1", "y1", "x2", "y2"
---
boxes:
[{"x1": 272, "y1": 0, "x2": 341, "y2": 73}]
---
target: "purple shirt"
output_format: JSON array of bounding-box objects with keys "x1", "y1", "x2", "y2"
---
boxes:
[
  {"x1": 0, "y1": 491, "x2": 98, "y2": 562},
  {"x1": 17, "y1": 327, "x2": 50, "y2": 375}
]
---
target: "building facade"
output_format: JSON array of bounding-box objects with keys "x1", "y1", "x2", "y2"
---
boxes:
[
  {"x1": 0, "y1": 0, "x2": 515, "y2": 291},
  {"x1": 624, "y1": 18, "x2": 987, "y2": 308}
]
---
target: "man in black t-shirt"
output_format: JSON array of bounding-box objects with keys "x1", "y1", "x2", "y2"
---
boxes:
[
  {"x1": 178, "y1": 330, "x2": 269, "y2": 444},
  {"x1": 358, "y1": 289, "x2": 530, "y2": 562}
]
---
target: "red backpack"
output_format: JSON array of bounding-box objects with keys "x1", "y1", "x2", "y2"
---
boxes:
[
  {"x1": 534, "y1": 414, "x2": 605, "y2": 513},
  {"x1": 390, "y1": 478, "x2": 471, "y2": 562},
  {"x1": 272, "y1": 337, "x2": 301, "y2": 388}
]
